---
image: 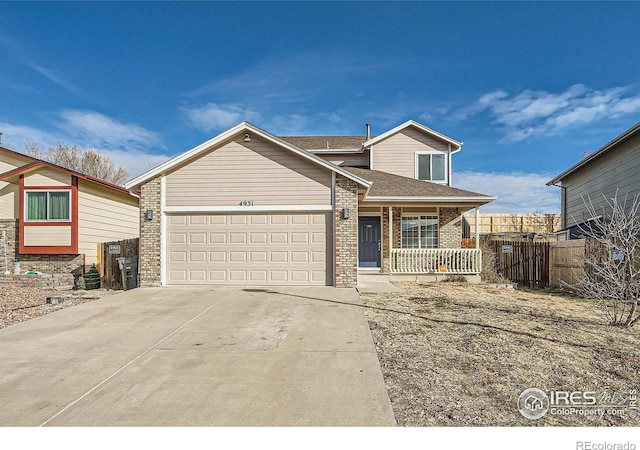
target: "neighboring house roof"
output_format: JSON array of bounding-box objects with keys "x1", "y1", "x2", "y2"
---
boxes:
[
  {"x1": 362, "y1": 120, "x2": 463, "y2": 152},
  {"x1": 125, "y1": 121, "x2": 372, "y2": 191},
  {"x1": 0, "y1": 144, "x2": 133, "y2": 195},
  {"x1": 343, "y1": 167, "x2": 495, "y2": 204},
  {"x1": 547, "y1": 122, "x2": 640, "y2": 186},
  {"x1": 280, "y1": 136, "x2": 369, "y2": 152},
  {"x1": 0, "y1": 145, "x2": 37, "y2": 163},
  {"x1": 0, "y1": 160, "x2": 134, "y2": 195}
]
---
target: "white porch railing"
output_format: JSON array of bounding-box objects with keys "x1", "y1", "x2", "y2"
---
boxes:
[{"x1": 391, "y1": 248, "x2": 482, "y2": 274}]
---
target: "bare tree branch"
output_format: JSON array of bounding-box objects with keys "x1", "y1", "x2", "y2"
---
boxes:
[
  {"x1": 25, "y1": 143, "x2": 129, "y2": 185},
  {"x1": 560, "y1": 191, "x2": 640, "y2": 329}
]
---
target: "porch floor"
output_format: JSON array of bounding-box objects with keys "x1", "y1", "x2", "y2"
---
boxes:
[{"x1": 358, "y1": 272, "x2": 482, "y2": 285}]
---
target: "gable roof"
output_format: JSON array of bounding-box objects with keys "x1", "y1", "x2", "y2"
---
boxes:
[
  {"x1": 0, "y1": 159, "x2": 133, "y2": 195},
  {"x1": 125, "y1": 122, "x2": 372, "y2": 190},
  {"x1": 343, "y1": 167, "x2": 495, "y2": 204},
  {"x1": 362, "y1": 120, "x2": 462, "y2": 152},
  {"x1": 547, "y1": 122, "x2": 640, "y2": 186}
]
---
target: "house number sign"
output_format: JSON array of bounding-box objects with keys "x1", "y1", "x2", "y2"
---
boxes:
[{"x1": 239, "y1": 201, "x2": 254, "y2": 206}]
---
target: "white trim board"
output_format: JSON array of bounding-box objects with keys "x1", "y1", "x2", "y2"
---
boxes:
[{"x1": 163, "y1": 205, "x2": 334, "y2": 213}]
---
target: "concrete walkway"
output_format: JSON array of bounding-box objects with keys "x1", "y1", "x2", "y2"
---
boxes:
[
  {"x1": 0, "y1": 287, "x2": 396, "y2": 426},
  {"x1": 357, "y1": 274, "x2": 406, "y2": 293}
]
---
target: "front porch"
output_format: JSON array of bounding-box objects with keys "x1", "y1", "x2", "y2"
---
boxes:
[{"x1": 357, "y1": 205, "x2": 483, "y2": 277}]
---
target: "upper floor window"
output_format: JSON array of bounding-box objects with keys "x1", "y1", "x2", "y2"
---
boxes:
[
  {"x1": 25, "y1": 190, "x2": 71, "y2": 221},
  {"x1": 416, "y1": 152, "x2": 447, "y2": 183}
]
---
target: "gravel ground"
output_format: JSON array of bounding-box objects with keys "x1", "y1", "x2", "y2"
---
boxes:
[
  {"x1": 361, "y1": 281, "x2": 640, "y2": 427},
  {"x1": 0, "y1": 285, "x2": 113, "y2": 329}
]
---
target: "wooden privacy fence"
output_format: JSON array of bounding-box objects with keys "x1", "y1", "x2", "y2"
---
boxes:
[
  {"x1": 490, "y1": 240, "x2": 550, "y2": 288},
  {"x1": 548, "y1": 239, "x2": 586, "y2": 287},
  {"x1": 97, "y1": 238, "x2": 139, "y2": 290}
]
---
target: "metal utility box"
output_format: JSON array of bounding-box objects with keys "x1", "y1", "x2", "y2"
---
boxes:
[{"x1": 116, "y1": 256, "x2": 139, "y2": 290}]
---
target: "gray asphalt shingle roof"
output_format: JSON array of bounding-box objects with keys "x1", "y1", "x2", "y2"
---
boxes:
[
  {"x1": 279, "y1": 136, "x2": 370, "y2": 151},
  {"x1": 343, "y1": 167, "x2": 492, "y2": 199}
]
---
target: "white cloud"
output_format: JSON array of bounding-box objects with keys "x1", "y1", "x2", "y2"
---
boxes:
[
  {"x1": 459, "y1": 84, "x2": 640, "y2": 141},
  {"x1": 0, "y1": 122, "x2": 61, "y2": 150},
  {"x1": 59, "y1": 110, "x2": 163, "y2": 150},
  {"x1": 180, "y1": 102, "x2": 346, "y2": 136},
  {"x1": 454, "y1": 171, "x2": 560, "y2": 213},
  {"x1": 180, "y1": 103, "x2": 261, "y2": 132},
  {"x1": 29, "y1": 63, "x2": 83, "y2": 96},
  {"x1": 98, "y1": 149, "x2": 170, "y2": 180},
  {"x1": 0, "y1": 111, "x2": 168, "y2": 181}
]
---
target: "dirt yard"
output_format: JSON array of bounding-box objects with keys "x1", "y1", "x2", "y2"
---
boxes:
[
  {"x1": 0, "y1": 285, "x2": 112, "y2": 329},
  {"x1": 361, "y1": 282, "x2": 640, "y2": 427}
]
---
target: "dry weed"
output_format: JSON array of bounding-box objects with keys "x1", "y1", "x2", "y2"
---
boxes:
[{"x1": 362, "y1": 282, "x2": 640, "y2": 426}]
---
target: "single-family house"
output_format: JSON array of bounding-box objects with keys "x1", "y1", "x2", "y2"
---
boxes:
[
  {"x1": 547, "y1": 122, "x2": 640, "y2": 239},
  {"x1": 0, "y1": 145, "x2": 139, "y2": 276},
  {"x1": 125, "y1": 120, "x2": 495, "y2": 287}
]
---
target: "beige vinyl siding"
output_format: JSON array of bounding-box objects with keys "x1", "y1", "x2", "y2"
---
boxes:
[
  {"x1": 0, "y1": 155, "x2": 24, "y2": 219},
  {"x1": 316, "y1": 150, "x2": 370, "y2": 167},
  {"x1": 371, "y1": 127, "x2": 449, "y2": 179},
  {"x1": 359, "y1": 206, "x2": 381, "y2": 215},
  {"x1": 77, "y1": 181, "x2": 139, "y2": 265},
  {"x1": 23, "y1": 169, "x2": 71, "y2": 187},
  {"x1": 165, "y1": 135, "x2": 332, "y2": 207},
  {"x1": 23, "y1": 226, "x2": 72, "y2": 246},
  {"x1": 563, "y1": 133, "x2": 640, "y2": 227}
]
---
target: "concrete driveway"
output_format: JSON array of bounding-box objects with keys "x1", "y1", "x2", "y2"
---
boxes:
[{"x1": 0, "y1": 287, "x2": 396, "y2": 426}]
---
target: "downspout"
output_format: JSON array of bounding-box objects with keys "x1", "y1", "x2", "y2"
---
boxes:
[{"x1": 448, "y1": 143, "x2": 452, "y2": 186}]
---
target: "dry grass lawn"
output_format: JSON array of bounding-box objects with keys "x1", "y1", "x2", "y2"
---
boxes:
[{"x1": 361, "y1": 282, "x2": 640, "y2": 426}]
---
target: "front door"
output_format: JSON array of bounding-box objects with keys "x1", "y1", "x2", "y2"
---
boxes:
[{"x1": 358, "y1": 216, "x2": 381, "y2": 268}]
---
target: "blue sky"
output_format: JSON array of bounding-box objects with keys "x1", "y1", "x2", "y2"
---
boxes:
[{"x1": 2, "y1": 1, "x2": 640, "y2": 213}]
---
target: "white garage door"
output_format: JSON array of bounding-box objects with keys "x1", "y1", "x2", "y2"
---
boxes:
[{"x1": 167, "y1": 213, "x2": 330, "y2": 285}]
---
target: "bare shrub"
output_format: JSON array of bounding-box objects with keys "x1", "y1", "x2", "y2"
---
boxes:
[
  {"x1": 479, "y1": 239, "x2": 510, "y2": 284},
  {"x1": 561, "y1": 192, "x2": 640, "y2": 328}
]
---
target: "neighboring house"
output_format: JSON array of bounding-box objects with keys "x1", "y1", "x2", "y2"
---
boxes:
[
  {"x1": 547, "y1": 122, "x2": 640, "y2": 240},
  {"x1": 0, "y1": 145, "x2": 139, "y2": 276},
  {"x1": 125, "y1": 120, "x2": 495, "y2": 287}
]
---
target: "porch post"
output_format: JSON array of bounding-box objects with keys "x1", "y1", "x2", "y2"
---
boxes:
[
  {"x1": 475, "y1": 206, "x2": 480, "y2": 249},
  {"x1": 389, "y1": 206, "x2": 393, "y2": 271}
]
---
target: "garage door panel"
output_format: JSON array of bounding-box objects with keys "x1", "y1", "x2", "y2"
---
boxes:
[
  {"x1": 189, "y1": 233, "x2": 207, "y2": 244},
  {"x1": 167, "y1": 212, "x2": 329, "y2": 285},
  {"x1": 190, "y1": 216, "x2": 207, "y2": 225},
  {"x1": 209, "y1": 232, "x2": 226, "y2": 243}
]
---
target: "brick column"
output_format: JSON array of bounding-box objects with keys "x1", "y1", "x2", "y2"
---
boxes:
[
  {"x1": 439, "y1": 207, "x2": 462, "y2": 248},
  {"x1": 139, "y1": 177, "x2": 162, "y2": 286},
  {"x1": 334, "y1": 175, "x2": 358, "y2": 287}
]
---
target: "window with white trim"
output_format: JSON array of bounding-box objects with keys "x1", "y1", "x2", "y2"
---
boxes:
[
  {"x1": 401, "y1": 215, "x2": 438, "y2": 248},
  {"x1": 25, "y1": 190, "x2": 71, "y2": 221},
  {"x1": 416, "y1": 152, "x2": 447, "y2": 183}
]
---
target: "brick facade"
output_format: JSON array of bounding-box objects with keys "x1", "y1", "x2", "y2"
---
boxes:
[
  {"x1": 139, "y1": 177, "x2": 162, "y2": 286},
  {"x1": 0, "y1": 220, "x2": 17, "y2": 272},
  {"x1": 334, "y1": 175, "x2": 358, "y2": 287},
  {"x1": 439, "y1": 207, "x2": 462, "y2": 248},
  {"x1": 1, "y1": 219, "x2": 83, "y2": 276}
]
